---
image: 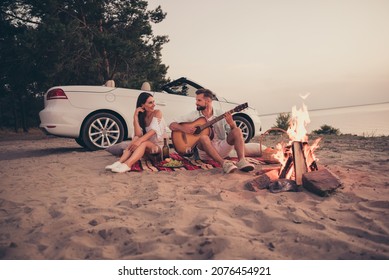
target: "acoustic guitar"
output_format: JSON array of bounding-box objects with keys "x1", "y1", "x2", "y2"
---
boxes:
[{"x1": 171, "y1": 103, "x2": 248, "y2": 155}]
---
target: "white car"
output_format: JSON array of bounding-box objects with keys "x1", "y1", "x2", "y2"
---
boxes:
[{"x1": 39, "y1": 77, "x2": 262, "y2": 150}]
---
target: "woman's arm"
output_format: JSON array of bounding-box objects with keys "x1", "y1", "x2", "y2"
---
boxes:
[
  {"x1": 127, "y1": 110, "x2": 162, "y2": 152},
  {"x1": 137, "y1": 110, "x2": 164, "y2": 142}
]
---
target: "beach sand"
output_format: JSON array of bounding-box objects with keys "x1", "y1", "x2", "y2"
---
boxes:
[{"x1": 0, "y1": 130, "x2": 388, "y2": 260}]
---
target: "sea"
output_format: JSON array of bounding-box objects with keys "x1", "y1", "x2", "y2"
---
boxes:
[{"x1": 258, "y1": 102, "x2": 389, "y2": 137}]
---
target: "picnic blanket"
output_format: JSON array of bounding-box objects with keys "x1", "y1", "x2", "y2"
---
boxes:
[{"x1": 130, "y1": 153, "x2": 268, "y2": 172}]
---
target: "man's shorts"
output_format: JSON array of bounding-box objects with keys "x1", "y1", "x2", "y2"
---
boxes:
[{"x1": 197, "y1": 139, "x2": 233, "y2": 160}]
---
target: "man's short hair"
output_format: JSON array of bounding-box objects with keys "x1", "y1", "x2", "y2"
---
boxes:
[{"x1": 195, "y1": 88, "x2": 215, "y2": 99}]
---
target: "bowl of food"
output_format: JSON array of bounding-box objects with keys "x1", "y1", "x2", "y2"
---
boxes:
[{"x1": 161, "y1": 158, "x2": 184, "y2": 168}]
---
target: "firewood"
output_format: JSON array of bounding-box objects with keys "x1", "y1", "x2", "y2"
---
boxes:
[
  {"x1": 292, "y1": 141, "x2": 308, "y2": 185},
  {"x1": 279, "y1": 155, "x2": 293, "y2": 179},
  {"x1": 302, "y1": 168, "x2": 342, "y2": 197},
  {"x1": 244, "y1": 170, "x2": 279, "y2": 191},
  {"x1": 303, "y1": 141, "x2": 320, "y2": 170}
]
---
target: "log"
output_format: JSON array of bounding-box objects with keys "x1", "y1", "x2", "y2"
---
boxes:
[
  {"x1": 303, "y1": 142, "x2": 319, "y2": 171},
  {"x1": 244, "y1": 170, "x2": 279, "y2": 191},
  {"x1": 302, "y1": 168, "x2": 342, "y2": 197},
  {"x1": 292, "y1": 141, "x2": 308, "y2": 185},
  {"x1": 279, "y1": 155, "x2": 293, "y2": 179}
]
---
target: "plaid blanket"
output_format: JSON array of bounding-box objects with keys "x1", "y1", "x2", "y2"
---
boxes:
[{"x1": 130, "y1": 153, "x2": 267, "y2": 172}]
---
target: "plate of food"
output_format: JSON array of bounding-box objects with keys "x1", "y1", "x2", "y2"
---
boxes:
[{"x1": 161, "y1": 159, "x2": 184, "y2": 168}]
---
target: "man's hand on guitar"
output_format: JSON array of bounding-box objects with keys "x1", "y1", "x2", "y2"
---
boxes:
[
  {"x1": 224, "y1": 112, "x2": 237, "y2": 129},
  {"x1": 170, "y1": 122, "x2": 196, "y2": 135},
  {"x1": 183, "y1": 126, "x2": 196, "y2": 135}
]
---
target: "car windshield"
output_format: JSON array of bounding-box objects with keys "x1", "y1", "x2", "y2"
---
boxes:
[
  {"x1": 168, "y1": 83, "x2": 197, "y2": 97},
  {"x1": 161, "y1": 78, "x2": 218, "y2": 100}
]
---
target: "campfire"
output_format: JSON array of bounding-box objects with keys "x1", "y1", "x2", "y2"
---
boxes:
[
  {"x1": 274, "y1": 103, "x2": 321, "y2": 185},
  {"x1": 247, "y1": 102, "x2": 342, "y2": 196}
]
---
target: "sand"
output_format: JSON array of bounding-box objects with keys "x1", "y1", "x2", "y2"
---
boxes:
[{"x1": 0, "y1": 130, "x2": 388, "y2": 260}]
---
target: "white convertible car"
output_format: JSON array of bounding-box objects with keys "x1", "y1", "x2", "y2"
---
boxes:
[{"x1": 39, "y1": 77, "x2": 262, "y2": 150}]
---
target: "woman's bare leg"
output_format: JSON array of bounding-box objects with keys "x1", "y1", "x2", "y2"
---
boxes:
[
  {"x1": 123, "y1": 141, "x2": 158, "y2": 167},
  {"x1": 118, "y1": 136, "x2": 139, "y2": 162}
]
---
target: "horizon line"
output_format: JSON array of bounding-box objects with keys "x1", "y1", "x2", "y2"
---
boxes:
[{"x1": 258, "y1": 101, "x2": 389, "y2": 117}]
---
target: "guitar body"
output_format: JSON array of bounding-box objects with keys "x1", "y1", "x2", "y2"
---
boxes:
[
  {"x1": 171, "y1": 102, "x2": 248, "y2": 155},
  {"x1": 171, "y1": 117, "x2": 211, "y2": 155}
]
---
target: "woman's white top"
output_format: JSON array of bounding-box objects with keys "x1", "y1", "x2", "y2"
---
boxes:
[{"x1": 145, "y1": 117, "x2": 167, "y2": 147}]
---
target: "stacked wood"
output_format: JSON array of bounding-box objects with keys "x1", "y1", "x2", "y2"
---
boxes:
[
  {"x1": 278, "y1": 141, "x2": 320, "y2": 185},
  {"x1": 302, "y1": 168, "x2": 342, "y2": 197}
]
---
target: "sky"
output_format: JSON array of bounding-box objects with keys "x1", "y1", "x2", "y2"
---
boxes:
[{"x1": 147, "y1": 0, "x2": 389, "y2": 116}]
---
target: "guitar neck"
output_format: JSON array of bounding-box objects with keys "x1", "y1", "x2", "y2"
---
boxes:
[{"x1": 199, "y1": 105, "x2": 245, "y2": 130}]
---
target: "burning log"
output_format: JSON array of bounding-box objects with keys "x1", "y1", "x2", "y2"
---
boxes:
[
  {"x1": 292, "y1": 141, "x2": 308, "y2": 185},
  {"x1": 302, "y1": 168, "x2": 342, "y2": 197},
  {"x1": 278, "y1": 153, "x2": 293, "y2": 179},
  {"x1": 303, "y1": 139, "x2": 320, "y2": 171}
]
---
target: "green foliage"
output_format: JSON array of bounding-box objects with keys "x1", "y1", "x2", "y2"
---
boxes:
[
  {"x1": 0, "y1": 0, "x2": 169, "y2": 131},
  {"x1": 272, "y1": 112, "x2": 291, "y2": 132},
  {"x1": 312, "y1": 124, "x2": 340, "y2": 135}
]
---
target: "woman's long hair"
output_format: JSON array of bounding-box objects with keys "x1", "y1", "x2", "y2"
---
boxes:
[{"x1": 136, "y1": 92, "x2": 153, "y2": 134}]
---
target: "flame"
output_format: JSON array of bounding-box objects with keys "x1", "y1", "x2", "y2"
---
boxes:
[
  {"x1": 275, "y1": 101, "x2": 321, "y2": 181},
  {"x1": 287, "y1": 103, "x2": 310, "y2": 142},
  {"x1": 274, "y1": 142, "x2": 286, "y2": 166}
]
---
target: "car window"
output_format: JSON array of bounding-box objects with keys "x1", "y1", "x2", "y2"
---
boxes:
[{"x1": 169, "y1": 83, "x2": 198, "y2": 97}]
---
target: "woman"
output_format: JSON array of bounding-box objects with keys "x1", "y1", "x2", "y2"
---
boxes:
[{"x1": 105, "y1": 92, "x2": 167, "y2": 173}]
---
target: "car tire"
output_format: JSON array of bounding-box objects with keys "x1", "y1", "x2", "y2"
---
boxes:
[
  {"x1": 233, "y1": 115, "x2": 253, "y2": 143},
  {"x1": 75, "y1": 137, "x2": 87, "y2": 148},
  {"x1": 81, "y1": 112, "x2": 124, "y2": 150}
]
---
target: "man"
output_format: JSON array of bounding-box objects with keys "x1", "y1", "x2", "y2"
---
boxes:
[{"x1": 169, "y1": 88, "x2": 254, "y2": 174}]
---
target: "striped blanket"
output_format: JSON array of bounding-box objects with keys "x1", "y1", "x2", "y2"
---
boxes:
[{"x1": 130, "y1": 153, "x2": 267, "y2": 172}]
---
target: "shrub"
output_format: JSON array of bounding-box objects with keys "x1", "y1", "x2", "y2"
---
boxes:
[
  {"x1": 272, "y1": 112, "x2": 291, "y2": 132},
  {"x1": 312, "y1": 124, "x2": 340, "y2": 135}
]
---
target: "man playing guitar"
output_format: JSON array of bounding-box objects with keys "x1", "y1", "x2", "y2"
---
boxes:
[{"x1": 169, "y1": 88, "x2": 254, "y2": 174}]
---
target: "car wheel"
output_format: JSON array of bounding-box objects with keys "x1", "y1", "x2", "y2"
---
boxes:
[
  {"x1": 81, "y1": 112, "x2": 124, "y2": 150},
  {"x1": 233, "y1": 115, "x2": 253, "y2": 143},
  {"x1": 75, "y1": 137, "x2": 87, "y2": 148}
]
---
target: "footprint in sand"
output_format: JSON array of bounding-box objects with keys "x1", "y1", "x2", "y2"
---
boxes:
[
  {"x1": 363, "y1": 200, "x2": 389, "y2": 210},
  {"x1": 48, "y1": 205, "x2": 64, "y2": 219}
]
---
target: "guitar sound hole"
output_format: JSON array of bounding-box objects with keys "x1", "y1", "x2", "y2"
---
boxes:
[{"x1": 194, "y1": 126, "x2": 201, "y2": 135}]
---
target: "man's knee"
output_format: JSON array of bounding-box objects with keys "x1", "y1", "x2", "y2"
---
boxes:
[
  {"x1": 230, "y1": 127, "x2": 242, "y2": 138},
  {"x1": 234, "y1": 127, "x2": 242, "y2": 135}
]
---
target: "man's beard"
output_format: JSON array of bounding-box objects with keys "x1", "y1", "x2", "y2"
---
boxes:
[{"x1": 196, "y1": 105, "x2": 206, "y2": 111}]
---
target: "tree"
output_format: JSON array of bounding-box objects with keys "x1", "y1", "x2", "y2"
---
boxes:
[
  {"x1": 0, "y1": 0, "x2": 169, "y2": 131},
  {"x1": 0, "y1": 3, "x2": 41, "y2": 131}
]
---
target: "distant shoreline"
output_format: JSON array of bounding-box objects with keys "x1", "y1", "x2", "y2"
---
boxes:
[{"x1": 258, "y1": 101, "x2": 389, "y2": 117}]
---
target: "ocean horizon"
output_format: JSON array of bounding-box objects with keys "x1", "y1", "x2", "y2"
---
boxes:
[{"x1": 258, "y1": 102, "x2": 389, "y2": 136}]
